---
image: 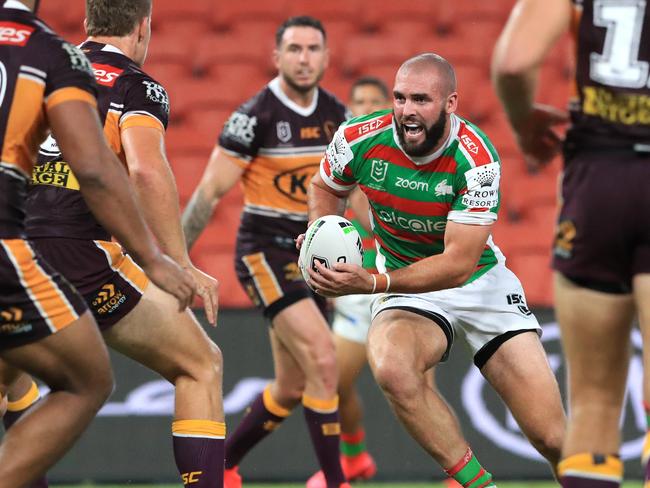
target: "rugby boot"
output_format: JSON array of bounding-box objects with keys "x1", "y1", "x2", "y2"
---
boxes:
[
  {"x1": 224, "y1": 466, "x2": 242, "y2": 488},
  {"x1": 341, "y1": 451, "x2": 377, "y2": 480}
]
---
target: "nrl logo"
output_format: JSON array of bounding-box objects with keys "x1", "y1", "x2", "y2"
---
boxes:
[
  {"x1": 371, "y1": 159, "x2": 388, "y2": 183},
  {"x1": 276, "y1": 121, "x2": 292, "y2": 143}
]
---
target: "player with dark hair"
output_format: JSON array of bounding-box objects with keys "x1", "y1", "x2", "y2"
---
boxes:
[
  {"x1": 0, "y1": 0, "x2": 194, "y2": 486},
  {"x1": 3, "y1": 0, "x2": 226, "y2": 486},
  {"x1": 307, "y1": 76, "x2": 390, "y2": 486},
  {"x1": 302, "y1": 53, "x2": 566, "y2": 487},
  {"x1": 493, "y1": 0, "x2": 650, "y2": 486},
  {"x1": 182, "y1": 15, "x2": 350, "y2": 488}
]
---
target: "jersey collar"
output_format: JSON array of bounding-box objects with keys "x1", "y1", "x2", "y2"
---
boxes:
[
  {"x1": 3, "y1": 0, "x2": 30, "y2": 11},
  {"x1": 392, "y1": 113, "x2": 460, "y2": 166},
  {"x1": 268, "y1": 77, "x2": 319, "y2": 117}
]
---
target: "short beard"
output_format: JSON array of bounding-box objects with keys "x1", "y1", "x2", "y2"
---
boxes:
[
  {"x1": 397, "y1": 108, "x2": 448, "y2": 157},
  {"x1": 281, "y1": 70, "x2": 323, "y2": 95}
]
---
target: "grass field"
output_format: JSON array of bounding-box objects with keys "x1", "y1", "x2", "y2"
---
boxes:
[{"x1": 54, "y1": 483, "x2": 645, "y2": 487}]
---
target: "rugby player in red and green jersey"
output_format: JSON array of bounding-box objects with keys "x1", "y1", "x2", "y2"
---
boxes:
[{"x1": 304, "y1": 54, "x2": 567, "y2": 486}]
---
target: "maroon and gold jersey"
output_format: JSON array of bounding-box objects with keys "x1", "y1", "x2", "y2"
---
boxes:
[
  {"x1": 219, "y1": 77, "x2": 348, "y2": 238},
  {"x1": 0, "y1": 2, "x2": 96, "y2": 239},
  {"x1": 25, "y1": 40, "x2": 170, "y2": 241},
  {"x1": 568, "y1": 0, "x2": 650, "y2": 147}
]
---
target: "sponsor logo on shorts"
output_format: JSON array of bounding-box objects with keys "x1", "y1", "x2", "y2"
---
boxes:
[
  {"x1": 283, "y1": 262, "x2": 301, "y2": 282},
  {"x1": 506, "y1": 293, "x2": 532, "y2": 316},
  {"x1": 181, "y1": 472, "x2": 202, "y2": 485},
  {"x1": 554, "y1": 219, "x2": 576, "y2": 259},
  {"x1": 92, "y1": 284, "x2": 126, "y2": 315},
  {"x1": 0, "y1": 21, "x2": 34, "y2": 46},
  {"x1": 0, "y1": 307, "x2": 32, "y2": 335}
]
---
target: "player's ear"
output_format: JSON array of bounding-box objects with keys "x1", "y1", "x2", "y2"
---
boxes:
[
  {"x1": 272, "y1": 48, "x2": 280, "y2": 70},
  {"x1": 446, "y1": 92, "x2": 458, "y2": 114},
  {"x1": 83, "y1": 18, "x2": 88, "y2": 35}
]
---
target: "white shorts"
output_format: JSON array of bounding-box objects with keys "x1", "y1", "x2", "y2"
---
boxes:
[
  {"x1": 370, "y1": 263, "x2": 541, "y2": 368},
  {"x1": 332, "y1": 293, "x2": 375, "y2": 344}
]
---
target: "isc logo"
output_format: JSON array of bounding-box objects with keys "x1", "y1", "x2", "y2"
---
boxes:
[
  {"x1": 0, "y1": 22, "x2": 34, "y2": 46},
  {"x1": 357, "y1": 118, "x2": 384, "y2": 136},
  {"x1": 92, "y1": 63, "x2": 123, "y2": 87}
]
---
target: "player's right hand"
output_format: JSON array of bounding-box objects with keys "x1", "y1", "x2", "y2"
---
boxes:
[
  {"x1": 515, "y1": 104, "x2": 568, "y2": 173},
  {"x1": 141, "y1": 253, "x2": 196, "y2": 312}
]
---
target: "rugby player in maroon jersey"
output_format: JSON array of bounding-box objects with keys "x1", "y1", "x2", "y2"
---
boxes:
[
  {"x1": 494, "y1": 0, "x2": 650, "y2": 486},
  {"x1": 0, "y1": 0, "x2": 194, "y2": 485}
]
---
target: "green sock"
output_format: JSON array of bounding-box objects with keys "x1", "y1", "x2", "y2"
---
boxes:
[{"x1": 444, "y1": 448, "x2": 495, "y2": 488}]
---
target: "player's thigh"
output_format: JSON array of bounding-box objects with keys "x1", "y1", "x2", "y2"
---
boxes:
[
  {"x1": 555, "y1": 272, "x2": 634, "y2": 402},
  {"x1": 271, "y1": 297, "x2": 334, "y2": 374},
  {"x1": 367, "y1": 308, "x2": 448, "y2": 379},
  {"x1": 102, "y1": 283, "x2": 221, "y2": 383},
  {"x1": 481, "y1": 331, "x2": 564, "y2": 441},
  {"x1": 1, "y1": 311, "x2": 111, "y2": 394},
  {"x1": 334, "y1": 334, "x2": 367, "y2": 393},
  {"x1": 633, "y1": 274, "x2": 650, "y2": 398}
]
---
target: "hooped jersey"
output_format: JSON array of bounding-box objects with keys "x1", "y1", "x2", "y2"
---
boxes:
[
  {"x1": 0, "y1": 2, "x2": 96, "y2": 239},
  {"x1": 320, "y1": 110, "x2": 505, "y2": 284},
  {"x1": 219, "y1": 77, "x2": 348, "y2": 239},
  {"x1": 25, "y1": 40, "x2": 170, "y2": 241},
  {"x1": 569, "y1": 0, "x2": 650, "y2": 146}
]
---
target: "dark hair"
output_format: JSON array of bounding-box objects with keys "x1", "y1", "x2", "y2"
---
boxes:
[
  {"x1": 350, "y1": 76, "x2": 389, "y2": 100},
  {"x1": 86, "y1": 0, "x2": 152, "y2": 37},
  {"x1": 275, "y1": 16, "x2": 326, "y2": 47}
]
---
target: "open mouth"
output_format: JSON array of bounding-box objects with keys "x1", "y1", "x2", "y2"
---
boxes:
[{"x1": 403, "y1": 122, "x2": 424, "y2": 139}]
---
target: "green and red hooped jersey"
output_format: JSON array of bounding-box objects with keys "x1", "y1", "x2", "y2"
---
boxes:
[{"x1": 320, "y1": 109, "x2": 505, "y2": 285}]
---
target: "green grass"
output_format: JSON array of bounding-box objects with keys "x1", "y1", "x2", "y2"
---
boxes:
[{"x1": 53, "y1": 483, "x2": 645, "y2": 488}]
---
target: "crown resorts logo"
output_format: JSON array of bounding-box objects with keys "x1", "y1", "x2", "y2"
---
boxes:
[{"x1": 461, "y1": 322, "x2": 645, "y2": 461}]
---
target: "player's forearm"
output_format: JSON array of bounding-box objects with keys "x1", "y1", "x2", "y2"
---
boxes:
[
  {"x1": 492, "y1": 70, "x2": 538, "y2": 129},
  {"x1": 182, "y1": 186, "x2": 218, "y2": 250},
  {"x1": 78, "y1": 156, "x2": 160, "y2": 267},
  {"x1": 130, "y1": 167, "x2": 191, "y2": 266},
  {"x1": 308, "y1": 180, "x2": 347, "y2": 225},
  {"x1": 384, "y1": 254, "x2": 476, "y2": 294}
]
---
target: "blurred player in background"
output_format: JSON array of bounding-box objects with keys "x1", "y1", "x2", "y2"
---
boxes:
[
  {"x1": 493, "y1": 0, "x2": 650, "y2": 486},
  {"x1": 307, "y1": 76, "x2": 390, "y2": 486},
  {"x1": 0, "y1": 0, "x2": 194, "y2": 485},
  {"x1": 4, "y1": 1, "x2": 226, "y2": 487},
  {"x1": 304, "y1": 53, "x2": 566, "y2": 487},
  {"x1": 182, "y1": 16, "x2": 350, "y2": 488}
]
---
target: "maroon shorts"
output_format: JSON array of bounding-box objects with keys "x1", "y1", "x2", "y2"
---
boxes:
[
  {"x1": 0, "y1": 239, "x2": 86, "y2": 350},
  {"x1": 235, "y1": 233, "x2": 327, "y2": 321},
  {"x1": 552, "y1": 150, "x2": 650, "y2": 293},
  {"x1": 30, "y1": 238, "x2": 149, "y2": 330}
]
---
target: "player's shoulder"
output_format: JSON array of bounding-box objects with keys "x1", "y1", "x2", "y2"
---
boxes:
[
  {"x1": 453, "y1": 115, "x2": 500, "y2": 168},
  {"x1": 316, "y1": 85, "x2": 348, "y2": 115},
  {"x1": 340, "y1": 109, "x2": 393, "y2": 146}
]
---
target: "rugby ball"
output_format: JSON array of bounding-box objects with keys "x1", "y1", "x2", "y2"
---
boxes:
[{"x1": 299, "y1": 215, "x2": 364, "y2": 285}]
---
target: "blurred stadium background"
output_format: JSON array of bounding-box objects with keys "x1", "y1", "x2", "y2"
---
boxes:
[{"x1": 24, "y1": 0, "x2": 645, "y2": 486}]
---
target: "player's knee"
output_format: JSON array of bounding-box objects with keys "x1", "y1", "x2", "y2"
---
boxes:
[
  {"x1": 85, "y1": 366, "x2": 114, "y2": 410},
  {"x1": 371, "y1": 355, "x2": 418, "y2": 404}
]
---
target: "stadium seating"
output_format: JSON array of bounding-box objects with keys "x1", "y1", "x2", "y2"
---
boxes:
[{"x1": 42, "y1": 0, "x2": 570, "y2": 307}]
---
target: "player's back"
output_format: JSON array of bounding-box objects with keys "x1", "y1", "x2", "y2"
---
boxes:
[
  {"x1": 0, "y1": 3, "x2": 95, "y2": 239},
  {"x1": 25, "y1": 40, "x2": 170, "y2": 241},
  {"x1": 569, "y1": 0, "x2": 650, "y2": 146}
]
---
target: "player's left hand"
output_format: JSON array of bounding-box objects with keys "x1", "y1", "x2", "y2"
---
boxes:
[
  {"x1": 295, "y1": 233, "x2": 305, "y2": 250},
  {"x1": 186, "y1": 266, "x2": 219, "y2": 326},
  {"x1": 307, "y1": 261, "x2": 373, "y2": 297}
]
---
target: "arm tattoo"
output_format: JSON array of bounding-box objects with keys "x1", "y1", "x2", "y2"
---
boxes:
[{"x1": 182, "y1": 188, "x2": 214, "y2": 250}]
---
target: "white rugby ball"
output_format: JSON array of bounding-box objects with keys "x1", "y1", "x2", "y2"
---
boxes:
[{"x1": 299, "y1": 215, "x2": 364, "y2": 286}]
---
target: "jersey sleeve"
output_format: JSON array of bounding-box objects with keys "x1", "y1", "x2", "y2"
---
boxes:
[
  {"x1": 448, "y1": 161, "x2": 501, "y2": 225},
  {"x1": 319, "y1": 125, "x2": 358, "y2": 192},
  {"x1": 43, "y1": 38, "x2": 97, "y2": 111},
  {"x1": 217, "y1": 96, "x2": 264, "y2": 167},
  {"x1": 119, "y1": 75, "x2": 170, "y2": 132}
]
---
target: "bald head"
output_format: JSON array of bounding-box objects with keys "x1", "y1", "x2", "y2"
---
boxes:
[{"x1": 398, "y1": 53, "x2": 457, "y2": 96}]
